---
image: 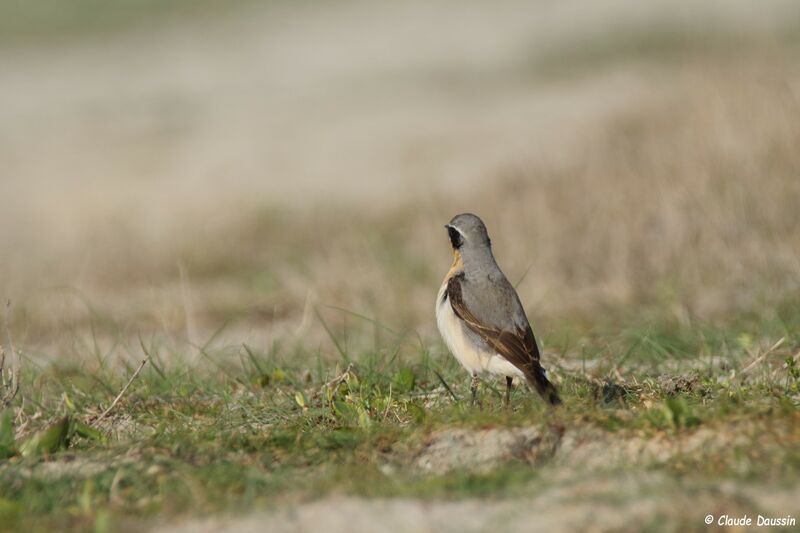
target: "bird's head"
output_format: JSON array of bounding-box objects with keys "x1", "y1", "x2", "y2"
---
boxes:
[{"x1": 444, "y1": 213, "x2": 491, "y2": 252}]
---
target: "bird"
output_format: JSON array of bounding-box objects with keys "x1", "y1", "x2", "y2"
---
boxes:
[{"x1": 435, "y1": 213, "x2": 561, "y2": 406}]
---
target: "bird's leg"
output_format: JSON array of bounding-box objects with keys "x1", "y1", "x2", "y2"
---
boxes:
[
  {"x1": 505, "y1": 376, "x2": 513, "y2": 407},
  {"x1": 470, "y1": 374, "x2": 480, "y2": 406}
]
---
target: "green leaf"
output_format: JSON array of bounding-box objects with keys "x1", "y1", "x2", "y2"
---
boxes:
[
  {"x1": 333, "y1": 401, "x2": 358, "y2": 425},
  {"x1": 20, "y1": 416, "x2": 70, "y2": 457},
  {"x1": 345, "y1": 372, "x2": 360, "y2": 387},
  {"x1": 660, "y1": 397, "x2": 700, "y2": 430},
  {"x1": 355, "y1": 405, "x2": 372, "y2": 430},
  {"x1": 406, "y1": 402, "x2": 426, "y2": 423},
  {"x1": 93, "y1": 509, "x2": 110, "y2": 533},
  {"x1": 63, "y1": 392, "x2": 76, "y2": 412},
  {"x1": 0, "y1": 410, "x2": 16, "y2": 459},
  {"x1": 294, "y1": 391, "x2": 307, "y2": 409},
  {"x1": 72, "y1": 421, "x2": 107, "y2": 445},
  {"x1": 272, "y1": 369, "x2": 286, "y2": 383},
  {"x1": 255, "y1": 373, "x2": 270, "y2": 387},
  {"x1": 393, "y1": 367, "x2": 416, "y2": 392},
  {"x1": 736, "y1": 333, "x2": 753, "y2": 350},
  {"x1": 0, "y1": 497, "x2": 21, "y2": 523}
]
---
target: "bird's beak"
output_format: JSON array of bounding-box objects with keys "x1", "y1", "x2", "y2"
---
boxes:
[{"x1": 444, "y1": 224, "x2": 452, "y2": 230}]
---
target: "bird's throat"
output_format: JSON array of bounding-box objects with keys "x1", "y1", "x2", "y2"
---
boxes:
[{"x1": 445, "y1": 248, "x2": 464, "y2": 280}]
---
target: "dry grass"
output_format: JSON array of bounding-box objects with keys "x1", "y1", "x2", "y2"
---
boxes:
[
  {"x1": 6, "y1": 59, "x2": 800, "y2": 353},
  {"x1": 1, "y1": 2, "x2": 798, "y2": 357}
]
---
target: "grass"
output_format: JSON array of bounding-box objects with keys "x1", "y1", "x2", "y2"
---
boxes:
[
  {"x1": 2, "y1": 1, "x2": 800, "y2": 530},
  {"x1": 531, "y1": 14, "x2": 800, "y2": 78},
  {"x1": 1, "y1": 302, "x2": 798, "y2": 531},
  {"x1": 0, "y1": 0, "x2": 261, "y2": 48}
]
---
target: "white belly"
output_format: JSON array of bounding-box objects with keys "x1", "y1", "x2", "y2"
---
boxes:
[{"x1": 435, "y1": 282, "x2": 524, "y2": 378}]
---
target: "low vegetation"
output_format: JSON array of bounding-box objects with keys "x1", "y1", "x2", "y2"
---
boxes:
[
  {"x1": 2, "y1": 1, "x2": 800, "y2": 531},
  {"x1": 1, "y1": 303, "x2": 798, "y2": 531}
]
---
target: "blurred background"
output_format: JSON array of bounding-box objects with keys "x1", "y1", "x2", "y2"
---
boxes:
[{"x1": 2, "y1": 0, "x2": 799, "y2": 360}]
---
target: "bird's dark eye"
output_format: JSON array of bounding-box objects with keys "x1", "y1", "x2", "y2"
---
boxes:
[{"x1": 447, "y1": 226, "x2": 463, "y2": 249}]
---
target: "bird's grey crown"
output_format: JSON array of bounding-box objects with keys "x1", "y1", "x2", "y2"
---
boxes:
[{"x1": 448, "y1": 213, "x2": 490, "y2": 246}]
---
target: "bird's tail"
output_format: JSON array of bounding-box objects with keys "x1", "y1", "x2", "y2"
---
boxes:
[{"x1": 524, "y1": 364, "x2": 562, "y2": 406}]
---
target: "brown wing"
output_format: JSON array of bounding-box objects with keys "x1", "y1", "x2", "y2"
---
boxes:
[
  {"x1": 447, "y1": 273, "x2": 561, "y2": 405},
  {"x1": 446, "y1": 273, "x2": 540, "y2": 372}
]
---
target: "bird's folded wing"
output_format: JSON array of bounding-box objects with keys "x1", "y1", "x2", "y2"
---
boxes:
[{"x1": 446, "y1": 274, "x2": 541, "y2": 372}]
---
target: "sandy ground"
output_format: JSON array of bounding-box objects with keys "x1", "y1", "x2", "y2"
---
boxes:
[
  {"x1": 157, "y1": 487, "x2": 799, "y2": 533},
  {"x1": 154, "y1": 423, "x2": 800, "y2": 533}
]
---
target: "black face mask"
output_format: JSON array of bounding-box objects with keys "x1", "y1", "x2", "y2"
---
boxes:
[{"x1": 447, "y1": 226, "x2": 463, "y2": 249}]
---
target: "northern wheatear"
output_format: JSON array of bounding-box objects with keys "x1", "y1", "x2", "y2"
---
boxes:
[{"x1": 436, "y1": 213, "x2": 561, "y2": 406}]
